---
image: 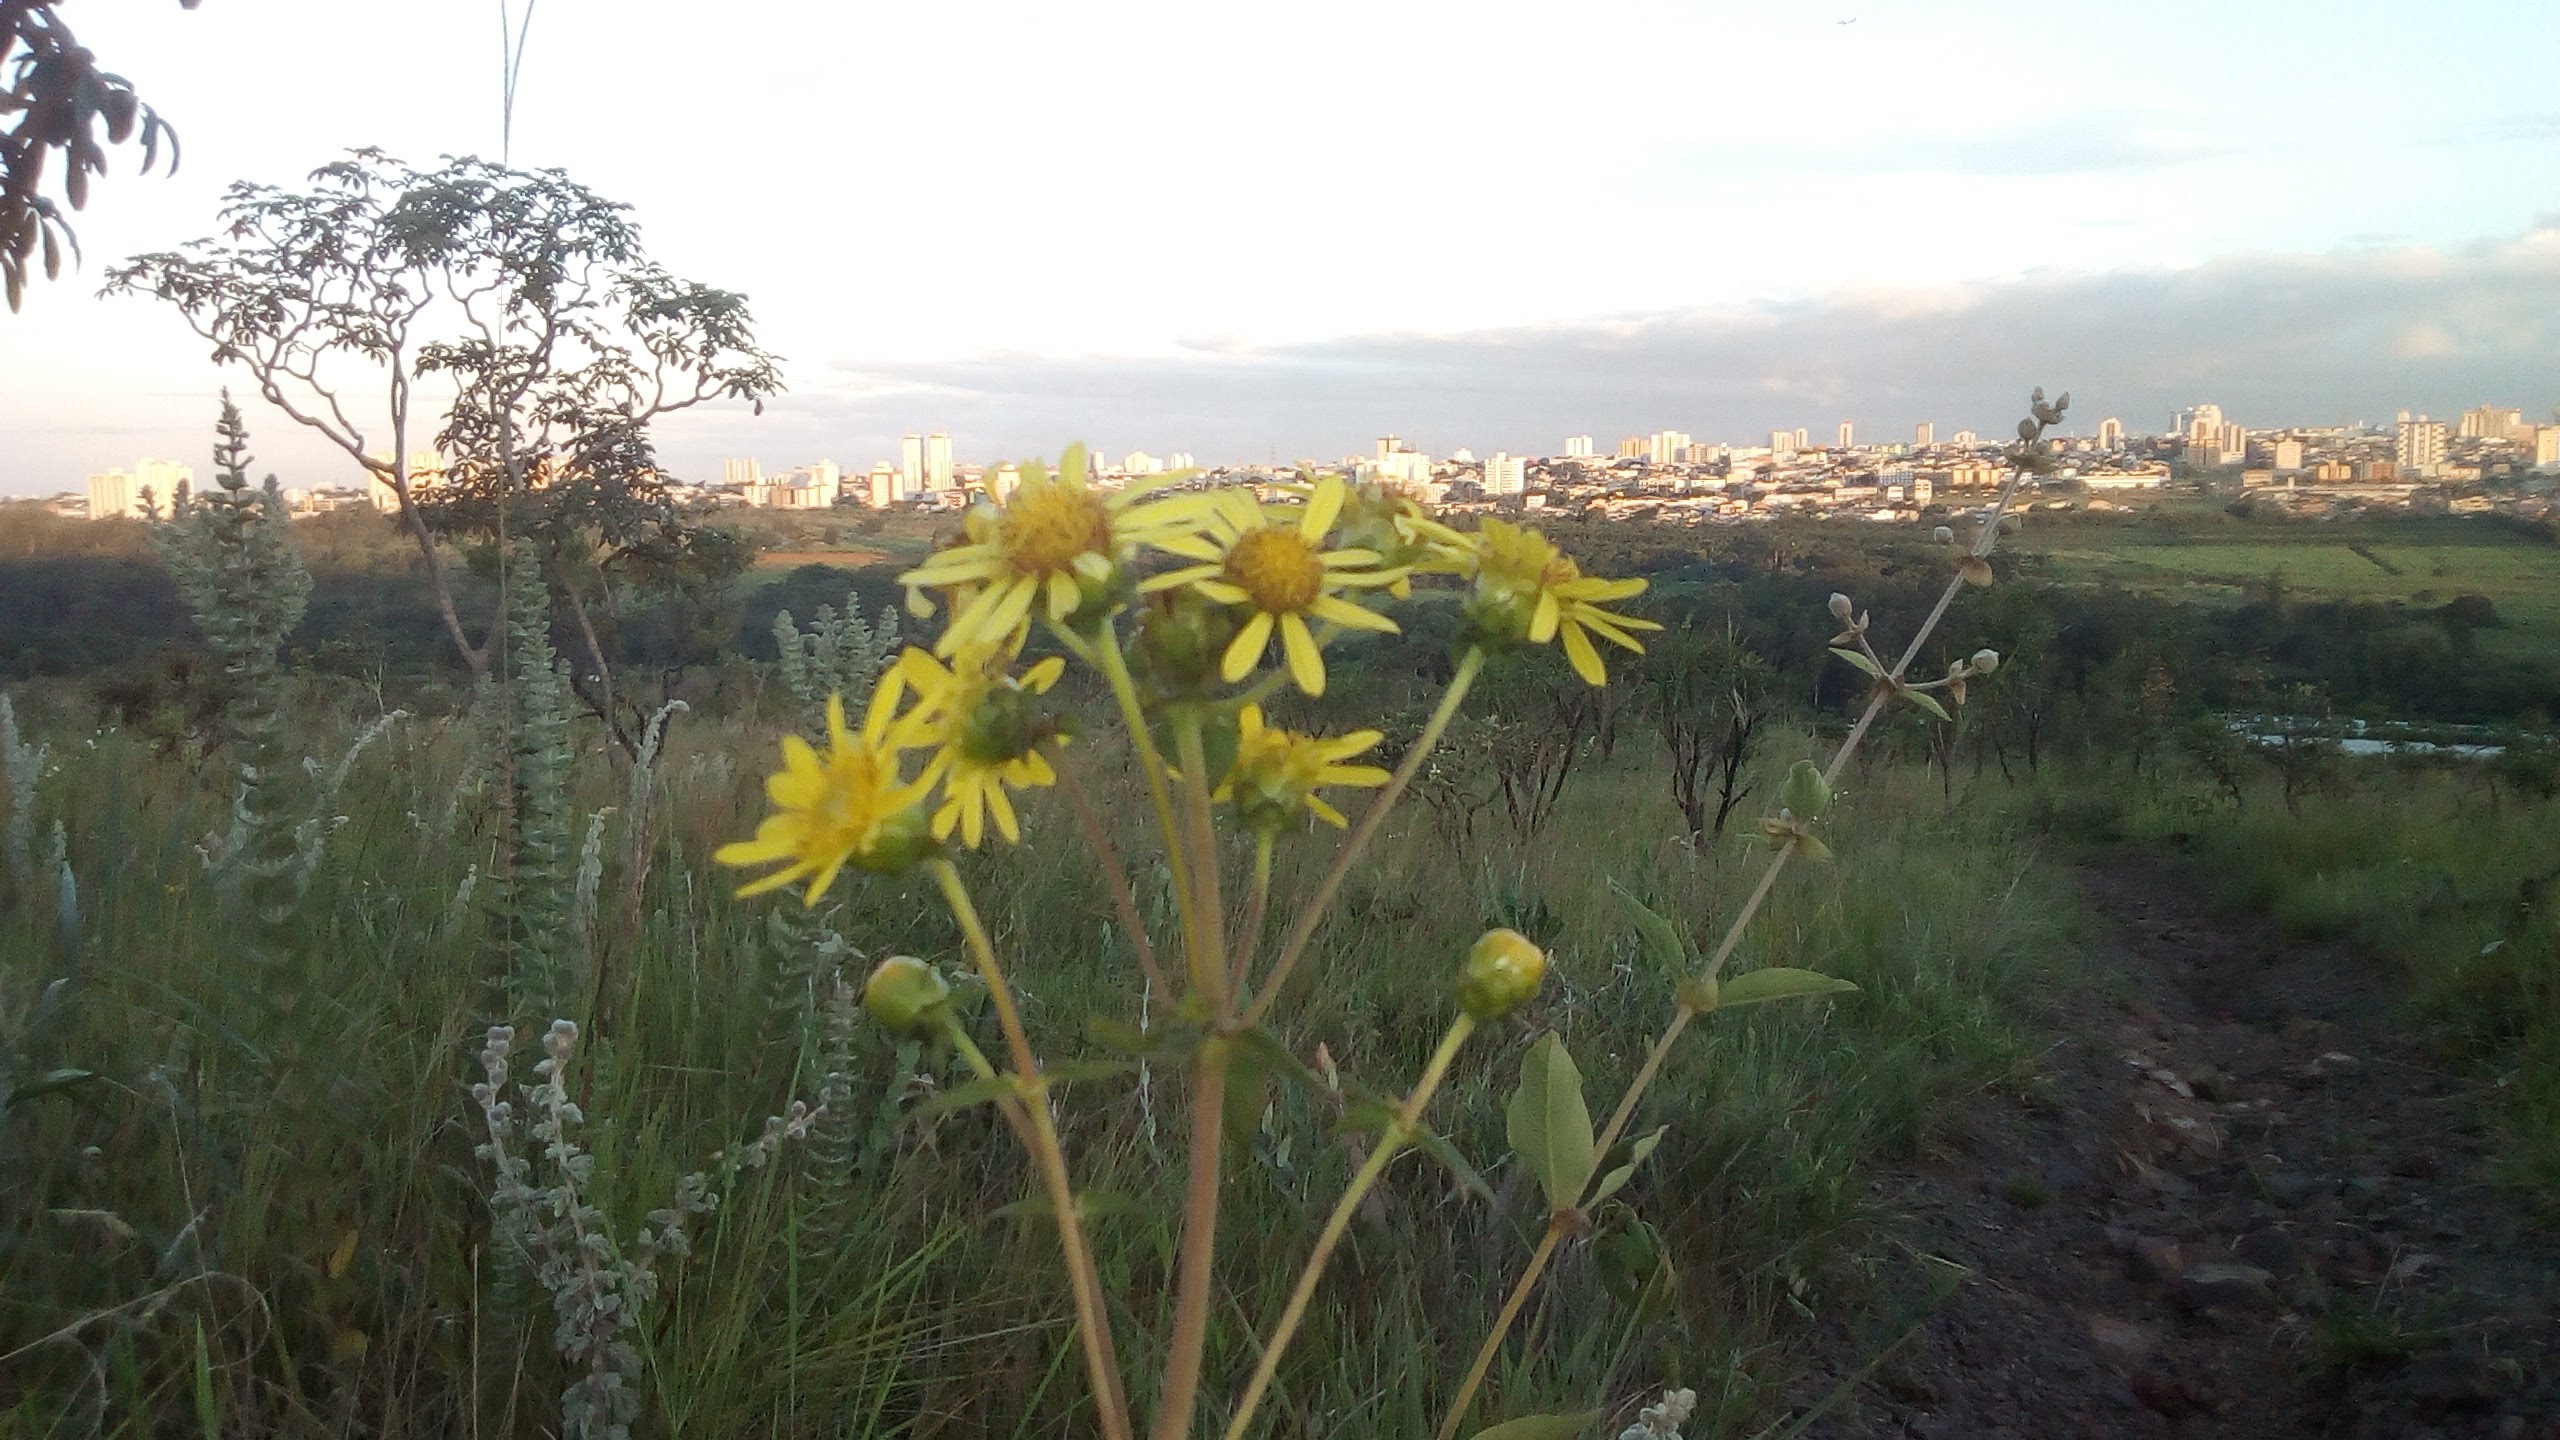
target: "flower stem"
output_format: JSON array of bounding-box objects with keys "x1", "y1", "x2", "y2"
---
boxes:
[
  {"x1": 1241, "y1": 645, "x2": 1485, "y2": 1029},
  {"x1": 1432, "y1": 1219, "x2": 1566, "y2": 1440},
  {"x1": 1172, "y1": 711, "x2": 1230, "y2": 1014},
  {"x1": 1151, "y1": 1038, "x2": 1227, "y2": 1440},
  {"x1": 1056, "y1": 759, "x2": 1170, "y2": 998},
  {"x1": 1068, "y1": 619, "x2": 1203, "y2": 979},
  {"x1": 929, "y1": 860, "x2": 1133, "y2": 1440},
  {"x1": 1228, "y1": 831, "x2": 1273, "y2": 997},
  {"x1": 1224, "y1": 1014, "x2": 1476, "y2": 1440}
]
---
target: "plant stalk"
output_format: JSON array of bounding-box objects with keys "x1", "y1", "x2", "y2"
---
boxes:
[
  {"x1": 930, "y1": 860, "x2": 1133, "y2": 1440},
  {"x1": 1224, "y1": 1015, "x2": 1475, "y2": 1440}
]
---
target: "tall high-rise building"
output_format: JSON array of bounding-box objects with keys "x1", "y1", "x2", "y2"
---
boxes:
[
  {"x1": 1616, "y1": 436, "x2": 1645, "y2": 459},
  {"x1": 1950, "y1": 430, "x2": 1978, "y2": 447},
  {"x1": 1914, "y1": 422, "x2": 1936, "y2": 448},
  {"x1": 1564, "y1": 434, "x2": 1594, "y2": 459},
  {"x1": 2096, "y1": 418, "x2": 2124, "y2": 449},
  {"x1": 1769, "y1": 429, "x2": 1796, "y2": 457},
  {"x1": 2396, "y1": 414, "x2": 2447, "y2": 477},
  {"x1": 1376, "y1": 435, "x2": 1403, "y2": 461},
  {"x1": 1647, "y1": 430, "x2": 1691, "y2": 465},
  {"x1": 723, "y1": 457, "x2": 763, "y2": 491},
  {"x1": 86, "y1": 468, "x2": 139, "y2": 520},
  {"x1": 2272, "y1": 438, "x2": 2304, "y2": 472},
  {"x1": 136, "y1": 457, "x2": 193, "y2": 509},
  {"x1": 366, "y1": 451, "x2": 445, "y2": 512},
  {"x1": 899, "y1": 434, "x2": 924, "y2": 497},
  {"x1": 2536, "y1": 426, "x2": 2560, "y2": 472},
  {"x1": 868, "y1": 463, "x2": 898, "y2": 508},
  {"x1": 991, "y1": 463, "x2": 1023, "y2": 501},
  {"x1": 2174, "y1": 403, "x2": 2226, "y2": 441},
  {"x1": 1122, "y1": 451, "x2": 1163, "y2": 476},
  {"x1": 1793, "y1": 428, "x2": 1810, "y2": 451},
  {"x1": 1836, "y1": 421, "x2": 1854, "y2": 450},
  {"x1": 1483, "y1": 452, "x2": 1527, "y2": 497},
  {"x1": 926, "y1": 433, "x2": 954, "y2": 491},
  {"x1": 1168, "y1": 451, "x2": 1196, "y2": 471}
]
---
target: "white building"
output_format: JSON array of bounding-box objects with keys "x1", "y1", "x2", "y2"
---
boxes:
[
  {"x1": 1563, "y1": 435, "x2": 1594, "y2": 459},
  {"x1": 2272, "y1": 438, "x2": 2304, "y2": 473},
  {"x1": 2096, "y1": 418, "x2": 2124, "y2": 449},
  {"x1": 867, "y1": 463, "x2": 899, "y2": 507},
  {"x1": 2176, "y1": 403, "x2": 2225, "y2": 441},
  {"x1": 900, "y1": 435, "x2": 924, "y2": 496},
  {"x1": 1122, "y1": 451, "x2": 1164, "y2": 476},
  {"x1": 926, "y1": 433, "x2": 954, "y2": 492},
  {"x1": 2395, "y1": 412, "x2": 2447, "y2": 478},
  {"x1": 2535, "y1": 426, "x2": 2560, "y2": 472},
  {"x1": 1361, "y1": 436, "x2": 1433, "y2": 489},
  {"x1": 366, "y1": 451, "x2": 446, "y2": 512},
  {"x1": 1836, "y1": 421, "x2": 1854, "y2": 450},
  {"x1": 1483, "y1": 452, "x2": 1527, "y2": 497},
  {"x1": 1168, "y1": 451, "x2": 1195, "y2": 471},
  {"x1": 1914, "y1": 422, "x2": 1936, "y2": 448},
  {"x1": 1769, "y1": 429, "x2": 1796, "y2": 457},
  {"x1": 1648, "y1": 430, "x2": 1691, "y2": 465},
  {"x1": 86, "y1": 468, "x2": 140, "y2": 520}
]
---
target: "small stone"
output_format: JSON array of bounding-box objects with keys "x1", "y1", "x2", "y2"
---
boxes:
[
  {"x1": 2232, "y1": 1228, "x2": 2306, "y2": 1276},
  {"x1": 2175, "y1": 1262, "x2": 2277, "y2": 1312},
  {"x1": 2185, "y1": 1065, "x2": 2232, "y2": 1102},
  {"x1": 2084, "y1": 1313, "x2": 2158, "y2": 1363}
]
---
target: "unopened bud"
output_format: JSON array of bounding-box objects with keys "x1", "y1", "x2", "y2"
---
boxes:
[
  {"x1": 1827, "y1": 592, "x2": 1854, "y2": 621},
  {"x1": 1931, "y1": 525, "x2": 1955, "y2": 545},
  {"x1": 1780, "y1": 759, "x2": 1830, "y2": 819},
  {"x1": 863, "y1": 956, "x2": 952, "y2": 1035},
  {"x1": 1970, "y1": 648, "x2": 2000, "y2": 676},
  {"x1": 1458, "y1": 928, "x2": 1548, "y2": 1020}
]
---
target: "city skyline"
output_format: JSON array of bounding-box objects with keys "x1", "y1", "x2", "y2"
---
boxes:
[{"x1": 1, "y1": 1, "x2": 2555, "y2": 495}]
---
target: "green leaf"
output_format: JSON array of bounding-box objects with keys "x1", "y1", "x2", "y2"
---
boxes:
[
  {"x1": 1609, "y1": 880, "x2": 1687, "y2": 972},
  {"x1": 2, "y1": 1067, "x2": 95, "y2": 1112},
  {"x1": 1586, "y1": 1125, "x2": 1665, "y2": 1206},
  {"x1": 1506, "y1": 1033, "x2": 1594, "y2": 1215},
  {"x1": 1469, "y1": 1411, "x2": 1604, "y2": 1440},
  {"x1": 1904, "y1": 688, "x2": 1953, "y2": 723},
  {"x1": 1830, "y1": 646, "x2": 1884, "y2": 679},
  {"x1": 1717, "y1": 968, "x2": 1859, "y2": 1009},
  {"x1": 1087, "y1": 1016, "x2": 1190, "y2": 1057},
  {"x1": 921, "y1": 1074, "x2": 1022, "y2": 1117},
  {"x1": 1336, "y1": 1100, "x2": 1491, "y2": 1198},
  {"x1": 1228, "y1": 1025, "x2": 1321, "y2": 1094},
  {"x1": 1038, "y1": 1058, "x2": 1134, "y2": 1086}
]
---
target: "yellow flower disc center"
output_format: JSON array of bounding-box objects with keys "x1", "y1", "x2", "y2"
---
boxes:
[
  {"x1": 1539, "y1": 553, "x2": 1582, "y2": 590},
  {"x1": 998, "y1": 483, "x2": 1114, "y2": 576},
  {"x1": 1223, "y1": 527, "x2": 1327, "y2": 613}
]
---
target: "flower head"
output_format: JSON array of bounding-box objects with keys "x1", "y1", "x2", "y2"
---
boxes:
[
  {"x1": 1463, "y1": 518, "x2": 1661, "y2": 685},
  {"x1": 898, "y1": 445, "x2": 1211, "y2": 655},
  {"x1": 717, "y1": 691, "x2": 937, "y2": 904},
  {"x1": 863, "y1": 955, "x2": 954, "y2": 1035},
  {"x1": 1332, "y1": 480, "x2": 1472, "y2": 597},
  {"x1": 1458, "y1": 928, "x2": 1548, "y2": 1020},
  {"x1": 1146, "y1": 476, "x2": 1403, "y2": 696},
  {"x1": 1215, "y1": 703, "x2": 1390, "y2": 832},
  {"x1": 881, "y1": 643, "x2": 1069, "y2": 849}
]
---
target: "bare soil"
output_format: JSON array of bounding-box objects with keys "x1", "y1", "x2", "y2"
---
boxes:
[{"x1": 1788, "y1": 852, "x2": 2560, "y2": 1439}]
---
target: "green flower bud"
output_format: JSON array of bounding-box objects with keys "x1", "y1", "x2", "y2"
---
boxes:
[
  {"x1": 863, "y1": 955, "x2": 952, "y2": 1035},
  {"x1": 1970, "y1": 648, "x2": 2000, "y2": 676},
  {"x1": 1131, "y1": 590, "x2": 1238, "y2": 698},
  {"x1": 1932, "y1": 525, "x2": 1955, "y2": 545},
  {"x1": 853, "y1": 802, "x2": 939, "y2": 875},
  {"x1": 956, "y1": 685, "x2": 1040, "y2": 765},
  {"x1": 1827, "y1": 592, "x2": 1854, "y2": 621},
  {"x1": 1462, "y1": 577, "x2": 1540, "y2": 651},
  {"x1": 1458, "y1": 928, "x2": 1548, "y2": 1020},
  {"x1": 1780, "y1": 759, "x2": 1830, "y2": 820}
]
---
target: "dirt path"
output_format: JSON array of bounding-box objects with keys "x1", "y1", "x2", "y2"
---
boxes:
[{"x1": 1789, "y1": 852, "x2": 2560, "y2": 1439}]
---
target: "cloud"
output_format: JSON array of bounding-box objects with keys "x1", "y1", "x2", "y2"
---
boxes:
[
  {"x1": 726, "y1": 225, "x2": 2560, "y2": 465},
  {"x1": 1649, "y1": 105, "x2": 2234, "y2": 184}
]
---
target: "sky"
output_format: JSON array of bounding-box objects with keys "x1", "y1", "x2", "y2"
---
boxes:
[{"x1": 2, "y1": 0, "x2": 2556, "y2": 495}]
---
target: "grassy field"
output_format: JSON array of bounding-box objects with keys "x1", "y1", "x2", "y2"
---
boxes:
[
  {"x1": 2019, "y1": 521, "x2": 2560, "y2": 661},
  {"x1": 0, "y1": 671, "x2": 2085, "y2": 1439}
]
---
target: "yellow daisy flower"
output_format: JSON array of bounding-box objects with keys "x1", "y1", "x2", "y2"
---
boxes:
[
  {"x1": 1145, "y1": 476, "x2": 1404, "y2": 696},
  {"x1": 717, "y1": 691, "x2": 936, "y2": 905},
  {"x1": 897, "y1": 446, "x2": 1213, "y2": 656},
  {"x1": 1335, "y1": 480, "x2": 1474, "y2": 597},
  {"x1": 1467, "y1": 518, "x2": 1662, "y2": 686},
  {"x1": 1215, "y1": 704, "x2": 1393, "y2": 831},
  {"x1": 878, "y1": 644, "x2": 1069, "y2": 849}
]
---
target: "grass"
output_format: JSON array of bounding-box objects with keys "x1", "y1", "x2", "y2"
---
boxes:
[
  {"x1": 0, "y1": 676, "x2": 2082, "y2": 1438},
  {"x1": 2020, "y1": 524, "x2": 2560, "y2": 662}
]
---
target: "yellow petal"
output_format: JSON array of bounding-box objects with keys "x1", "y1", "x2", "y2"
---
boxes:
[
  {"x1": 1310, "y1": 594, "x2": 1399, "y2": 634},
  {"x1": 1191, "y1": 578, "x2": 1251, "y2": 606},
  {"x1": 735, "y1": 861, "x2": 817, "y2": 899},
  {"x1": 1561, "y1": 621, "x2": 1608, "y2": 686},
  {"x1": 714, "y1": 835, "x2": 799, "y2": 866},
  {"x1": 1318, "y1": 764, "x2": 1392, "y2": 788},
  {"x1": 1281, "y1": 614, "x2": 1327, "y2": 696},
  {"x1": 1044, "y1": 569, "x2": 1082, "y2": 620},
  {"x1": 1300, "y1": 479, "x2": 1345, "y2": 540},
  {"x1": 1023, "y1": 655, "x2": 1066, "y2": 692},
  {"x1": 1223, "y1": 611, "x2": 1274, "y2": 683},
  {"x1": 1307, "y1": 796, "x2": 1349, "y2": 827},
  {"x1": 801, "y1": 852, "x2": 850, "y2": 907},
  {"x1": 1529, "y1": 589, "x2": 1562, "y2": 645},
  {"x1": 987, "y1": 783, "x2": 1021, "y2": 844}
]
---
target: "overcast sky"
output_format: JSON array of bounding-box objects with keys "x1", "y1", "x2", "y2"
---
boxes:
[{"x1": 3, "y1": 0, "x2": 2555, "y2": 494}]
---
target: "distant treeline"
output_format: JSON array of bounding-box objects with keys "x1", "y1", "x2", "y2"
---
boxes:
[{"x1": 3, "y1": 505, "x2": 2552, "y2": 730}]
